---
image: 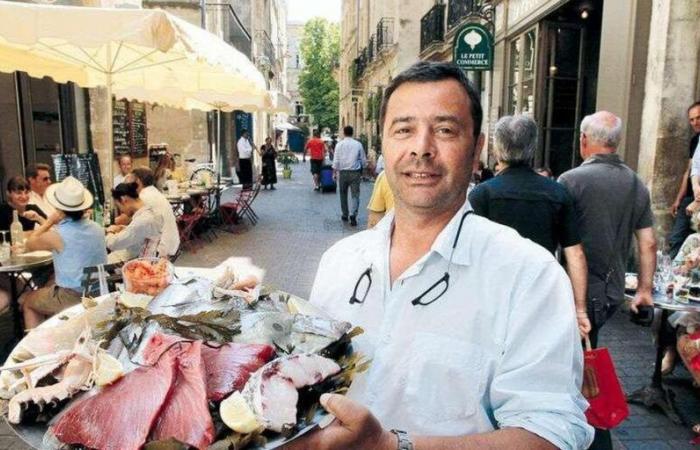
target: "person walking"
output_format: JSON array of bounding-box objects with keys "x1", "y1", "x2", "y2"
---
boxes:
[
  {"x1": 304, "y1": 130, "x2": 326, "y2": 190},
  {"x1": 559, "y1": 111, "x2": 656, "y2": 450},
  {"x1": 332, "y1": 126, "x2": 366, "y2": 226},
  {"x1": 259, "y1": 137, "x2": 278, "y2": 190},
  {"x1": 236, "y1": 130, "x2": 255, "y2": 189},
  {"x1": 286, "y1": 61, "x2": 592, "y2": 450},
  {"x1": 469, "y1": 114, "x2": 590, "y2": 338}
]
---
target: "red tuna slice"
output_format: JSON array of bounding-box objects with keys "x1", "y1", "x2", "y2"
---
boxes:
[
  {"x1": 201, "y1": 343, "x2": 275, "y2": 401},
  {"x1": 151, "y1": 341, "x2": 215, "y2": 450},
  {"x1": 51, "y1": 349, "x2": 177, "y2": 450}
]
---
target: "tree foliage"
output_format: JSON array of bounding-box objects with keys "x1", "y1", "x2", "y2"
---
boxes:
[{"x1": 298, "y1": 18, "x2": 340, "y2": 133}]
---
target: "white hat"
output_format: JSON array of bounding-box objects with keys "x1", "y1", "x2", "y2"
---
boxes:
[{"x1": 45, "y1": 176, "x2": 94, "y2": 212}]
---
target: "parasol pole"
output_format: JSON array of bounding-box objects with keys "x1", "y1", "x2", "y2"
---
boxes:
[{"x1": 106, "y1": 43, "x2": 114, "y2": 203}]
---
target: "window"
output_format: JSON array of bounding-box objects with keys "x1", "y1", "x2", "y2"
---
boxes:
[{"x1": 507, "y1": 27, "x2": 537, "y2": 115}]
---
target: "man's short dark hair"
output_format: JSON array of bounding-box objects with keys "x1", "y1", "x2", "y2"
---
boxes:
[
  {"x1": 112, "y1": 182, "x2": 140, "y2": 202},
  {"x1": 25, "y1": 163, "x2": 51, "y2": 179},
  {"x1": 131, "y1": 167, "x2": 155, "y2": 187},
  {"x1": 379, "y1": 61, "x2": 483, "y2": 139},
  {"x1": 689, "y1": 101, "x2": 700, "y2": 113},
  {"x1": 313, "y1": 129, "x2": 321, "y2": 138},
  {"x1": 64, "y1": 209, "x2": 85, "y2": 221},
  {"x1": 343, "y1": 126, "x2": 354, "y2": 137}
]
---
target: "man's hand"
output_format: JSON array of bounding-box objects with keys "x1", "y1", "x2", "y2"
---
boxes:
[
  {"x1": 687, "y1": 200, "x2": 700, "y2": 216},
  {"x1": 282, "y1": 394, "x2": 395, "y2": 450},
  {"x1": 576, "y1": 311, "x2": 591, "y2": 338},
  {"x1": 630, "y1": 290, "x2": 653, "y2": 314},
  {"x1": 22, "y1": 210, "x2": 44, "y2": 223},
  {"x1": 48, "y1": 210, "x2": 65, "y2": 225},
  {"x1": 106, "y1": 225, "x2": 125, "y2": 234},
  {"x1": 671, "y1": 200, "x2": 680, "y2": 217}
]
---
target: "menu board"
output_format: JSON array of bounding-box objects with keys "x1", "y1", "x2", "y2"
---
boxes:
[
  {"x1": 52, "y1": 153, "x2": 105, "y2": 204},
  {"x1": 112, "y1": 99, "x2": 148, "y2": 158}
]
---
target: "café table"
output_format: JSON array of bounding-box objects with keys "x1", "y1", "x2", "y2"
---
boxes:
[
  {"x1": 625, "y1": 292, "x2": 700, "y2": 424},
  {"x1": 0, "y1": 251, "x2": 53, "y2": 341}
]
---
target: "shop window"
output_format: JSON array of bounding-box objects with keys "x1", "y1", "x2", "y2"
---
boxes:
[{"x1": 507, "y1": 27, "x2": 537, "y2": 115}]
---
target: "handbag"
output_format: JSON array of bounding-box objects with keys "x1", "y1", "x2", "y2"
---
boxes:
[{"x1": 582, "y1": 336, "x2": 629, "y2": 429}]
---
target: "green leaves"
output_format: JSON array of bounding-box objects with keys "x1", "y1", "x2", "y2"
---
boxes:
[{"x1": 298, "y1": 18, "x2": 340, "y2": 133}]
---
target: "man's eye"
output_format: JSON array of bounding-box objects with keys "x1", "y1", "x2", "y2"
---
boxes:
[
  {"x1": 437, "y1": 127, "x2": 455, "y2": 135},
  {"x1": 395, "y1": 128, "x2": 410, "y2": 135}
]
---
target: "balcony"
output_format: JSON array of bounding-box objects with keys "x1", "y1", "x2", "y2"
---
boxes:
[
  {"x1": 421, "y1": 3, "x2": 445, "y2": 53},
  {"x1": 354, "y1": 50, "x2": 367, "y2": 82},
  {"x1": 376, "y1": 17, "x2": 395, "y2": 51},
  {"x1": 447, "y1": 0, "x2": 493, "y2": 31},
  {"x1": 367, "y1": 35, "x2": 375, "y2": 62},
  {"x1": 255, "y1": 29, "x2": 277, "y2": 71}
]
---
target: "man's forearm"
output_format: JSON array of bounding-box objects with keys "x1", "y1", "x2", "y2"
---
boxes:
[
  {"x1": 413, "y1": 428, "x2": 556, "y2": 450},
  {"x1": 637, "y1": 238, "x2": 657, "y2": 293},
  {"x1": 692, "y1": 175, "x2": 700, "y2": 199},
  {"x1": 563, "y1": 244, "x2": 588, "y2": 312}
]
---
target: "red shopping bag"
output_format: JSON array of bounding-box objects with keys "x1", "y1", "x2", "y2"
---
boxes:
[{"x1": 582, "y1": 337, "x2": 629, "y2": 429}]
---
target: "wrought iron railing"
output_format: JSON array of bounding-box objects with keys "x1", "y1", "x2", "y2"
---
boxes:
[
  {"x1": 354, "y1": 50, "x2": 367, "y2": 81},
  {"x1": 421, "y1": 3, "x2": 445, "y2": 52},
  {"x1": 447, "y1": 0, "x2": 494, "y2": 31},
  {"x1": 368, "y1": 35, "x2": 375, "y2": 62},
  {"x1": 376, "y1": 17, "x2": 395, "y2": 51}
]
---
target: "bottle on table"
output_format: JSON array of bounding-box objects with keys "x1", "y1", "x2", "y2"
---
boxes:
[
  {"x1": 10, "y1": 210, "x2": 24, "y2": 253},
  {"x1": 93, "y1": 201, "x2": 103, "y2": 227},
  {"x1": 104, "y1": 199, "x2": 112, "y2": 227}
]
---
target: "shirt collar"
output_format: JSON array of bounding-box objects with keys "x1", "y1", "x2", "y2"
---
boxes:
[
  {"x1": 375, "y1": 197, "x2": 474, "y2": 268},
  {"x1": 582, "y1": 152, "x2": 622, "y2": 166}
]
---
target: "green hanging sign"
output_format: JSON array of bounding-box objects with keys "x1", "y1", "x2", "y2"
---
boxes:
[{"x1": 453, "y1": 23, "x2": 493, "y2": 71}]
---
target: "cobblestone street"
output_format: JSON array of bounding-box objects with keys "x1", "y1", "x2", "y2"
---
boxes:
[{"x1": 0, "y1": 163, "x2": 699, "y2": 449}]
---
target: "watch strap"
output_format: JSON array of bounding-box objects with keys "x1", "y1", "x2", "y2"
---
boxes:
[{"x1": 391, "y1": 429, "x2": 414, "y2": 450}]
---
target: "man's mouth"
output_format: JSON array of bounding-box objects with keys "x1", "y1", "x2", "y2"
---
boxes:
[{"x1": 403, "y1": 171, "x2": 440, "y2": 181}]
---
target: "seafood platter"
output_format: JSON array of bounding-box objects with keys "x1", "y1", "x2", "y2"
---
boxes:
[{"x1": 0, "y1": 257, "x2": 367, "y2": 449}]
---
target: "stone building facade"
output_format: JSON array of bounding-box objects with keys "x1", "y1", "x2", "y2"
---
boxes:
[{"x1": 286, "y1": 21, "x2": 305, "y2": 122}]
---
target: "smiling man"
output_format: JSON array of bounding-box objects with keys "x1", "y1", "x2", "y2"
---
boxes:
[{"x1": 288, "y1": 62, "x2": 592, "y2": 450}]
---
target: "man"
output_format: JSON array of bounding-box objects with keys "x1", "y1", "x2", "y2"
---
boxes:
[
  {"x1": 236, "y1": 130, "x2": 255, "y2": 189},
  {"x1": 125, "y1": 167, "x2": 180, "y2": 258},
  {"x1": 106, "y1": 182, "x2": 163, "y2": 261},
  {"x1": 366, "y1": 171, "x2": 394, "y2": 229},
  {"x1": 304, "y1": 130, "x2": 326, "y2": 190},
  {"x1": 113, "y1": 155, "x2": 133, "y2": 188},
  {"x1": 469, "y1": 115, "x2": 590, "y2": 337},
  {"x1": 674, "y1": 101, "x2": 700, "y2": 254},
  {"x1": 332, "y1": 126, "x2": 366, "y2": 227},
  {"x1": 289, "y1": 62, "x2": 592, "y2": 450},
  {"x1": 26, "y1": 163, "x2": 56, "y2": 217},
  {"x1": 559, "y1": 112, "x2": 656, "y2": 450}
]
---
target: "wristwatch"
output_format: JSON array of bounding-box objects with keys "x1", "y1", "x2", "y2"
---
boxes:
[{"x1": 391, "y1": 429, "x2": 414, "y2": 450}]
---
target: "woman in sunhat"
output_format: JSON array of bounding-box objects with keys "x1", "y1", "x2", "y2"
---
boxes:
[{"x1": 20, "y1": 176, "x2": 107, "y2": 329}]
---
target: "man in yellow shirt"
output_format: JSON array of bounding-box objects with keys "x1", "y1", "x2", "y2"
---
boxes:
[{"x1": 366, "y1": 171, "x2": 394, "y2": 228}]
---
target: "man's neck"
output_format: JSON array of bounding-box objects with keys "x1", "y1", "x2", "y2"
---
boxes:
[{"x1": 31, "y1": 190, "x2": 42, "y2": 199}]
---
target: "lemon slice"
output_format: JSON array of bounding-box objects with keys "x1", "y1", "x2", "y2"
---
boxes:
[
  {"x1": 94, "y1": 351, "x2": 124, "y2": 386},
  {"x1": 220, "y1": 392, "x2": 260, "y2": 433},
  {"x1": 288, "y1": 296, "x2": 328, "y2": 318},
  {"x1": 118, "y1": 292, "x2": 153, "y2": 309}
]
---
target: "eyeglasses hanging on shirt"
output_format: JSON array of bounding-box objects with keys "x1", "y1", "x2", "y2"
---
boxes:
[{"x1": 349, "y1": 210, "x2": 473, "y2": 307}]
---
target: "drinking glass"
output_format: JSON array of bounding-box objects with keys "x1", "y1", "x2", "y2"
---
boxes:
[{"x1": 0, "y1": 231, "x2": 10, "y2": 263}]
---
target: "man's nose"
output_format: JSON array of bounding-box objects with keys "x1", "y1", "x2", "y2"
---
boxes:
[{"x1": 410, "y1": 129, "x2": 436, "y2": 159}]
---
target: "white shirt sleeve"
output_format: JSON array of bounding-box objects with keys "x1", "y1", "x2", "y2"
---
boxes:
[
  {"x1": 490, "y1": 261, "x2": 594, "y2": 450},
  {"x1": 692, "y1": 139, "x2": 700, "y2": 179}
]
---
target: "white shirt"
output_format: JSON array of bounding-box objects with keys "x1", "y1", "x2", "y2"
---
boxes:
[
  {"x1": 332, "y1": 137, "x2": 366, "y2": 171},
  {"x1": 106, "y1": 205, "x2": 162, "y2": 259},
  {"x1": 113, "y1": 173, "x2": 126, "y2": 188},
  {"x1": 28, "y1": 190, "x2": 56, "y2": 217},
  {"x1": 691, "y1": 138, "x2": 700, "y2": 178},
  {"x1": 237, "y1": 137, "x2": 253, "y2": 159},
  {"x1": 139, "y1": 186, "x2": 180, "y2": 256},
  {"x1": 309, "y1": 201, "x2": 593, "y2": 449}
]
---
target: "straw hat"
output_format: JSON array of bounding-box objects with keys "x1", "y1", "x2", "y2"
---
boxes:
[{"x1": 45, "y1": 176, "x2": 93, "y2": 212}]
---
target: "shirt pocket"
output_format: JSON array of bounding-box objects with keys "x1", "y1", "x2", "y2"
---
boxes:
[{"x1": 402, "y1": 332, "x2": 485, "y2": 423}]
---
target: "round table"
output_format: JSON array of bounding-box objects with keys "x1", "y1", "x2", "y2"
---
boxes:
[
  {"x1": 626, "y1": 292, "x2": 700, "y2": 424},
  {"x1": 0, "y1": 252, "x2": 53, "y2": 341}
]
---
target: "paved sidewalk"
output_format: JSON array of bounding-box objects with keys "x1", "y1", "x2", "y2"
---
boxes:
[{"x1": 1, "y1": 162, "x2": 699, "y2": 448}]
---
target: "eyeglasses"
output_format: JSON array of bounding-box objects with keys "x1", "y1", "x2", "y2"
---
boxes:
[{"x1": 349, "y1": 210, "x2": 472, "y2": 307}]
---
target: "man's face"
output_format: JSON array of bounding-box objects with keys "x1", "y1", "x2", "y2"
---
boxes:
[
  {"x1": 29, "y1": 170, "x2": 51, "y2": 196},
  {"x1": 119, "y1": 157, "x2": 132, "y2": 175},
  {"x1": 689, "y1": 106, "x2": 700, "y2": 134},
  {"x1": 382, "y1": 79, "x2": 483, "y2": 214}
]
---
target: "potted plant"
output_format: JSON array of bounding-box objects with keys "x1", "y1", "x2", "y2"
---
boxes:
[{"x1": 277, "y1": 151, "x2": 296, "y2": 179}]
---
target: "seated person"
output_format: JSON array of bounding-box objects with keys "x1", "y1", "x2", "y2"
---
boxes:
[
  {"x1": 170, "y1": 153, "x2": 188, "y2": 183},
  {"x1": 21, "y1": 176, "x2": 107, "y2": 329},
  {"x1": 106, "y1": 182, "x2": 163, "y2": 262},
  {"x1": 0, "y1": 176, "x2": 47, "y2": 233}
]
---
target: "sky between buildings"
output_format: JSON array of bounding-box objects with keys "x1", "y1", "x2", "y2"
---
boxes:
[{"x1": 287, "y1": 0, "x2": 341, "y2": 23}]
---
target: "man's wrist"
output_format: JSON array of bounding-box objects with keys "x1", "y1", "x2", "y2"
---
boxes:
[{"x1": 380, "y1": 429, "x2": 399, "y2": 450}]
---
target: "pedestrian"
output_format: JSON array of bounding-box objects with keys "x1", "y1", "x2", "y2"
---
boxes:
[
  {"x1": 25, "y1": 163, "x2": 56, "y2": 217},
  {"x1": 20, "y1": 176, "x2": 107, "y2": 329},
  {"x1": 472, "y1": 160, "x2": 494, "y2": 183},
  {"x1": 469, "y1": 114, "x2": 590, "y2": 338},
  {"x1": 366, "y1": 171, "x2": 394, "y2": 229},
  {"x1": 304, "y1": 130, "x2": 326, "y2": 190},
  {"x1": 559, "y1": 111, "x2": 656, "y2": 450},
  {"x1": 668, "y1": 101, "x2": 700, "y2": 258},
  {"x1": 286, "y1": 61, "x2": 592, "y2": 450},
  {"x1": 259, "y1": 137, "x2": 278, "y2": 190},
  {"x1": 113, "y1": 154, "x2": 133, "y2": 188},
  {"x1": 332, "y1": 126, "x2": 366, "y2": 227},
  {"x1": 236, "y1": 130, "x2": 255, "y2": 189}
]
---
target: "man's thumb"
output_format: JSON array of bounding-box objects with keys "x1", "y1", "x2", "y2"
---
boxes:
[{"x1": 320, "y1": 393, "x2": 362, "y2": 425}]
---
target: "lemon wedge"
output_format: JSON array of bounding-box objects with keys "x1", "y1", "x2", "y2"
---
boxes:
[
  {"x1": 118, "y1": 292, "x2": 153, "y2": 309},
  {"x1": 220, "y1": 392, "x2": 260, "y2": 433},
  {"x1": 94, "y1": 351, "x2": 124, "y2": 386},
  {"x1": 288, "y1": 296, "x2": 328, "y2": 318}
]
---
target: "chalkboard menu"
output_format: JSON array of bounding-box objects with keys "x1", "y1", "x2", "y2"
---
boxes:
[
  {"x1": 234, "y1": 110, "x2": 253, "y2": 141},
  {"x1": 112, "y1": 99, "x2": 148, "y2": 158},
  {"x1": 52, "y1": 153, "x2": 106, "y2": 204}
]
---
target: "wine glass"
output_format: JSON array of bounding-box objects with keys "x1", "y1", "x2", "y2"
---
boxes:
[{"x1": 0, "y1": 231, "x2": 10, "y2": 263}]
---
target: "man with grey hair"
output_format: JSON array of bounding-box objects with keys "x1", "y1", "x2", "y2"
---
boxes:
[
  {"x1": 469, "y1": 114, "x2": 590, "y2": 337},
  {"x1": 559, "y1": 110, "x2": 656, "y2": 450}
]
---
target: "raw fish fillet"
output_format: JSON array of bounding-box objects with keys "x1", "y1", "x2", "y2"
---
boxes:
[
  {"x1": 242, "y1": 353, "x2": 341, "y2": 432},
  {"x1": 151, "y1": 342, "x2": 214, "y2": 450},
  {"x1": 201, "y1": 343, "x2": 275, "y2": 401},
  {"x1": 50, "y1": 348, "x2": 177, "y2": 450}
]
